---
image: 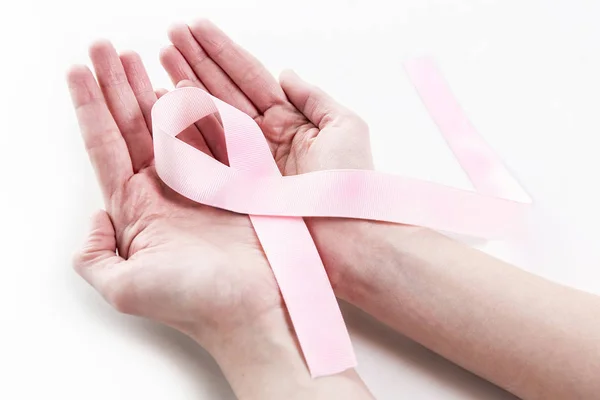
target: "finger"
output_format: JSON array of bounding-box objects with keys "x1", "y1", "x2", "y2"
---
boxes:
[
  {"x1": 280, "y1": 70, "x2": 373, "y2": 170},
  {"x1": 154, "y1": 88, "x2": 168, "y2": 98},
  {"x1": 176, "y1": 80, "x2": 228, "y2": 165},
  {"x1": 89, "y1": 40, "x2": 154, "y2": 171},
  {"x1": 167, "y1": 24, "x2": 259, "y2": 118},
  {"x1": 189, "y1": 19, "x2": 287, "y2": 114},
  {"x1": 73, "y1": 210, "x2": 133, "y2": 313},
  {"x1": 67, "y1": 64, "x2": 133, "y2": 199},
  {"x1": 159, "y1": 45, "x2": 207, "y2": 89},
  {"x1": 280, "y1": 69, "x2": 352, "y2": 129},
  {"x1": 120, "y1": 51, "x2": 158, "y2": 133},
  {"x1": 177, "y1": 123, "x2": 212, "y2": 155}
]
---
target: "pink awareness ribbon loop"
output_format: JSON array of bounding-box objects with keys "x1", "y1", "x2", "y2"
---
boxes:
[
  {"x1": 151, "y1": 58, "x2": 531, "y2": 378},
  {"x1": 152, "y1": 89, "x2": 356, "y2": 378}
]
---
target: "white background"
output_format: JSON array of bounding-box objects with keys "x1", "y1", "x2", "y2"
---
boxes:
[{"x1": 1, "y1": 0, "x2": 599, "y2": 399}]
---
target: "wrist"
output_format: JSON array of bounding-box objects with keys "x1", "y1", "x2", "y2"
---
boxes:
[
  {"x1": 306, "y1": 218, "x2": 429, "y2": 302},
  {"x1": 204, "y1": 307, "x2": 305, "y2": 398},
  {"x1": 198, "y1": 305, "x2": 371, "y2": 400}
]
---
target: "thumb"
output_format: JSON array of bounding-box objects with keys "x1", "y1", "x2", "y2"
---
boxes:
[
  {"x1": 279, "y1": 69, "x2": 364, "y2": 130},
  {"x1": 74, "y1": 210, "x2": 131, "y2": 311}
]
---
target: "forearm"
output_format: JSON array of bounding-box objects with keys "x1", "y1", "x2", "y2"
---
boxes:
[
  {"x1": 199, "y1": 306, "x2": 373, "y2": 400},
  {"x1": 310, "y1": 219, "x2": 600, "y2": 399}
]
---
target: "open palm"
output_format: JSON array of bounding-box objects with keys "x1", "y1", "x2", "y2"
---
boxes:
[
  {"x1": 160, "y1": 20, "x2": 373, "y2": 176},
  {"x1": 68, "y1": 42, "x2": 281, "y2": 347},
  {"x1": 68, "y1": 20, "x2": 375, "y2": 349}
]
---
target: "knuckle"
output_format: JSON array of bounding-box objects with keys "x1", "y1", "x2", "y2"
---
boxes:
[
  {"x1": 206, "y1": 38, "x2": 233, "y2": 60},
  {"x1": 211, "y1": 37, "x2": 231, "y2": 59},
  {"x1": 122, "y1": 113, "x2": 148, "y2": 137},
  {"x1": 84, "y1": 129, "x2": 122, "y2": 153},
  {"x1": 190, "y1": 49, "x2": 210, "y2": 70},
  {"x1": 100, "y1": 69, "x2": 128, "y2": 88},
  {"x1": 240, "y1": 64, "x2": 261, "y2": 86}
]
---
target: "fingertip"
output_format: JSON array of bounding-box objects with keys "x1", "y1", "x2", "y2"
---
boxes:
[
  {"x1": 279, "y1": 69, "x2": 300, "y2": 84},
  {"x1": 154, "y1": 88, "x2": 169, "y2": 98},
  {"x1": 159, "y1": 45, "x2": 194, "y2": 86},
  {"x1": 280, "y1": 68, "x2": 297, "y2": 77},
  {"x1": 66, "y1": 65, "x2": 99, "y2": 106},
  {"x1": 66, "y1": 64, "x2": 92, "y2": 84},
  {"x1": 119, "y1": 50, "x2": 142, "y2": 65},
  {"x1": 167, "y1": 22, "x2": 190, "y2": 42},
  {"x1": 88, "y1": 39, "x2": 116, "y2": 60},
  {"x1": 176, "y1": 79, "x2": 196, "y2": 88},
  {"x1": 190, "y1": 18, "x2": 216, "y2": 29},
  {"x1": 159, "y1": 45, "x2": 176, "y2": 63}
]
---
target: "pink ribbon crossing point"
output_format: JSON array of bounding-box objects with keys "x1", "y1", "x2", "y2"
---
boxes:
[{"x1": 151, "y1": 58, "x2": 531, "y2": 377}]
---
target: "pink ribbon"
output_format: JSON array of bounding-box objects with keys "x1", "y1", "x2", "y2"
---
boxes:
[
  {"x1": 404, "y1": 57, "x2": 531, "y2": 200},
  {"x1": 151, "y1": 57, "x2": 531, "y2": 377}
]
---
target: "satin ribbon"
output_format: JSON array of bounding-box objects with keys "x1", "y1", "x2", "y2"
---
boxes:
[
  {"x1": 404, "y1": 57, "x2": 531, "y2": 201},
  {"x1": 151, "y1": 57, "x2": 531, "y2": 377}
]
